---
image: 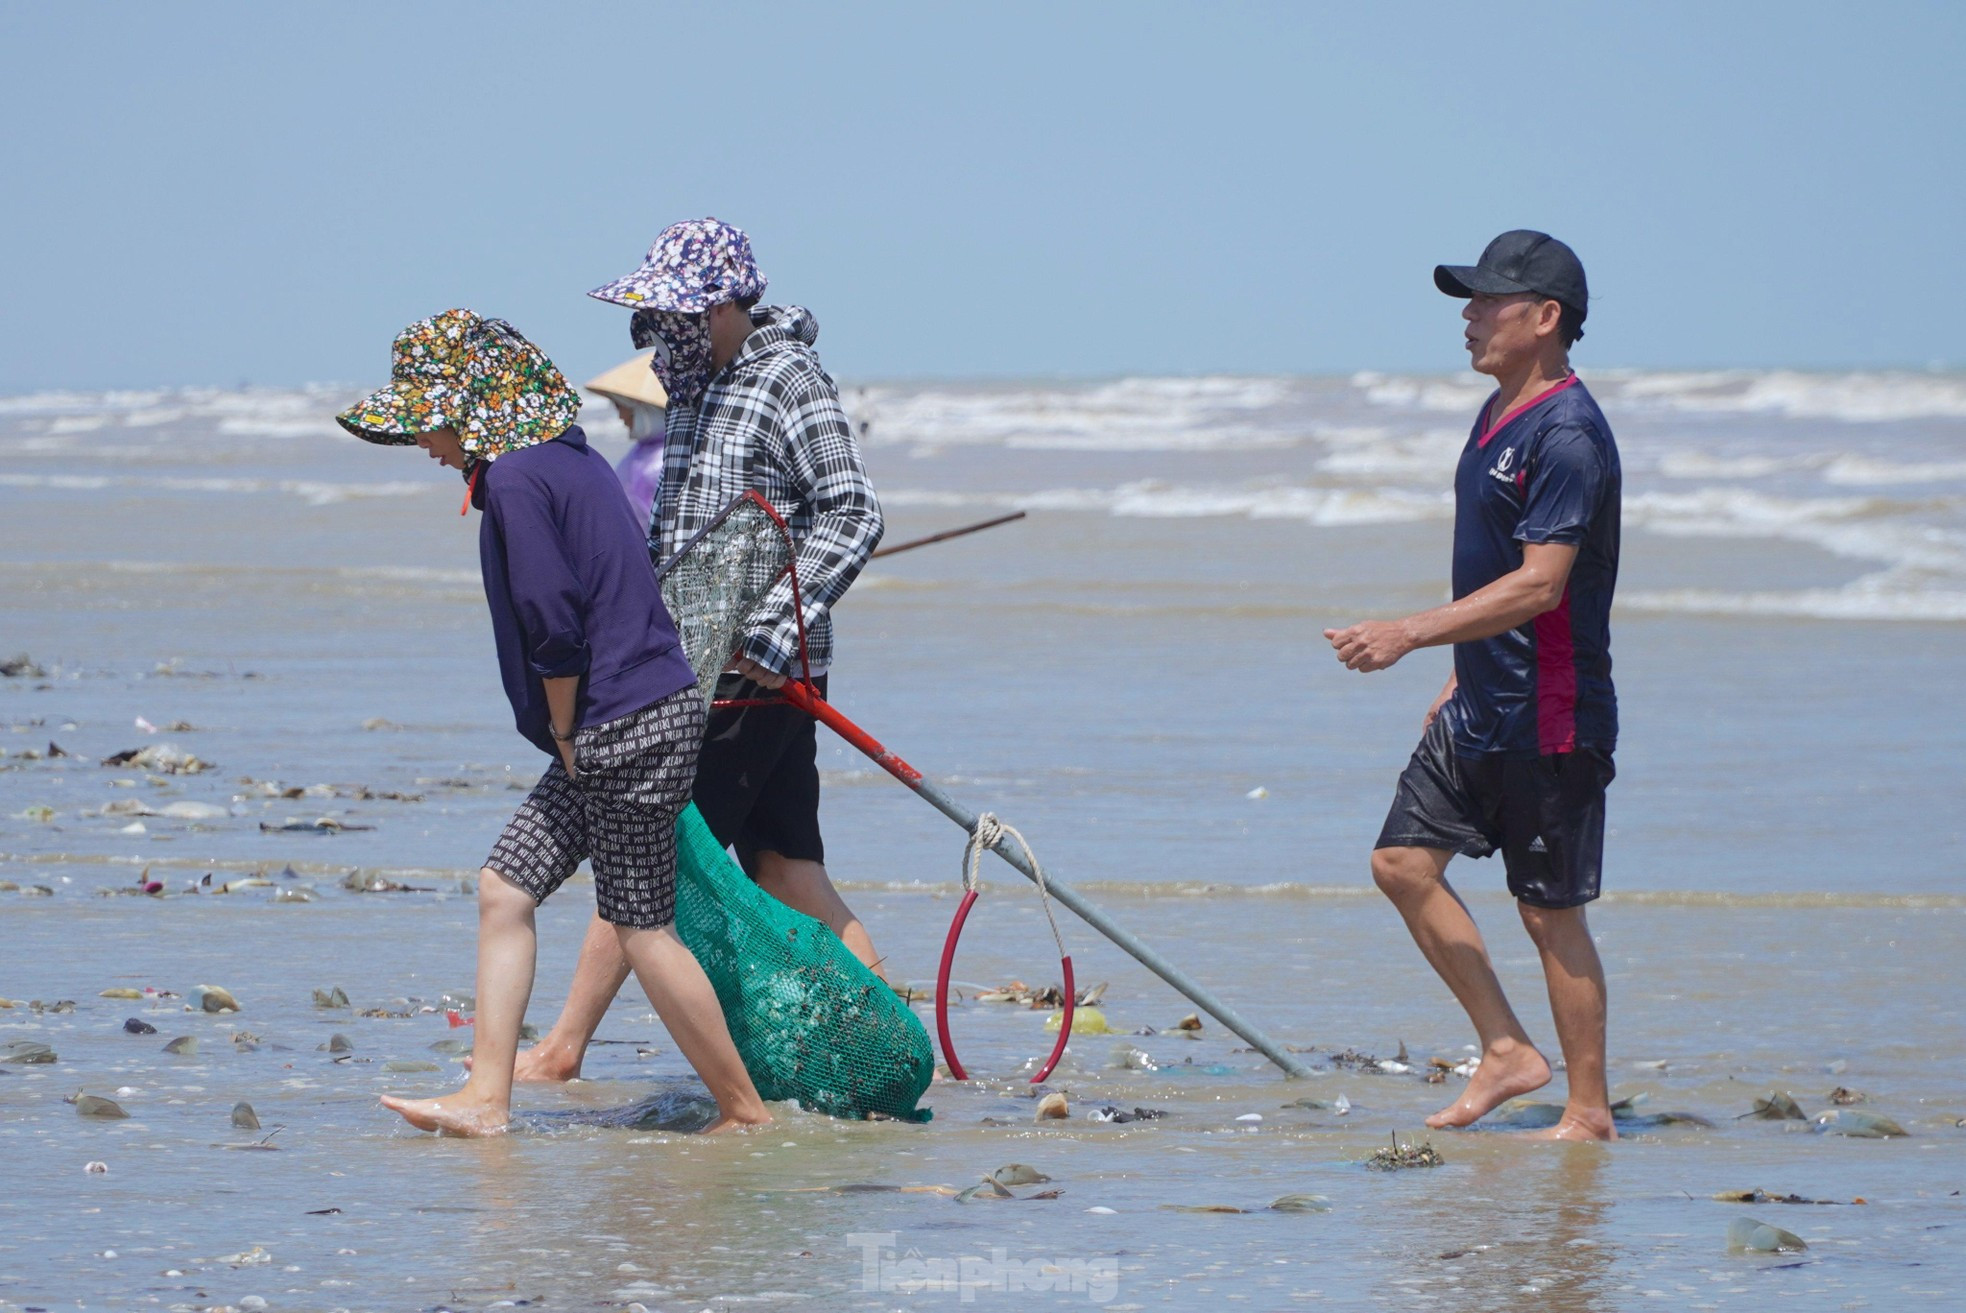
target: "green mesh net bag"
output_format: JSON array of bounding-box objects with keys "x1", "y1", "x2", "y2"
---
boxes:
[
  {"x1": 673, "y1": 801, "x2": 933, "y2": 1120},
  {"x1": 659, "y1": 492, "x2": 934, "y2": 1122}
]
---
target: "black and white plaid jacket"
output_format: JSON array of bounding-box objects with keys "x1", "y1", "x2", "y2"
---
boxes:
[{"x1": 650, "y1": 305, "x2": 883, "y2": 676}]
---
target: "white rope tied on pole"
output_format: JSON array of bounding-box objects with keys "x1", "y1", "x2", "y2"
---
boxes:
[{"x1": 964, "y1": 813, "x2": 1070, "y2": 967}]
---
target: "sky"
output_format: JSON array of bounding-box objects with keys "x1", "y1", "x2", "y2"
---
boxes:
[{"x1": 1, "y1": 2, "x2": 1961, "y2": 391}]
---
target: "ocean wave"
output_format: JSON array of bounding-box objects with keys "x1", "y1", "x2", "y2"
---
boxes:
[
  {"x1": 0, "y1": 385, "x2": 360, "y2": 436},
  {"x1": 880, "y1": 480, "x2": 1451, "y2": 525},
  {"x1": 1821, "y1": 454, "x2": 1966, "y2": 485},
  {"x1": 0, "y1": 388, "x2": 173, "y2": 415},
  {"x1": 1349, "y1": 368, "x2": 1966, "y2": 425},
  {"x1": 1350, "y1": 370, "x2": 1493, "y2": 414},
  {"x1": 0, "y1": 470, "x2": 428, "y2": 506},
  {"x1": 1654, "y1": 451, "x2": 1797, "y2": 480},
  {"x1": 0, "y1": 472, "x2": 111, "y2": 490},
  {"x1": 45, "y1": 414, "x2": 112, "y2": 434},
  {"x1": 1605, "y1": 369, "x2": 1966, "y2": 422},
  {"x1": 1626, "y1": 488, "x2": 1966, "y2": 573},
  {"x1": 1648, "y1": 448, "x2": 1966, "y2": 487},
  {"x1": 215, "y1": 416, "x2": 350, "y2": 440},
  {"x1": 855, "y1": 376, "x2": 1301, "y2": 452},
  {"x1": 1313, "y1": 425, "x2": 1465, "y2": 481},
  {"x1": 1621, "y1": 585, "x2": 1966, "y2": 622}
]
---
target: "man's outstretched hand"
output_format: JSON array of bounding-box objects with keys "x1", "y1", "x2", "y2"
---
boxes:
[{"x1": 1323, "y1": 620, "x2": 1415, "y2": 672}]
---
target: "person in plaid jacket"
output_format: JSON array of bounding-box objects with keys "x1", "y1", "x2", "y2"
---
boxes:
[{"x1": 504, "y1": 219, "x2": 889, "y2": 1083}]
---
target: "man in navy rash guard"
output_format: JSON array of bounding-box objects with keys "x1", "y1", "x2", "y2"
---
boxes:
[{"x1": 1324, "y1": 231, "x2": 1623, "y2": 1141}]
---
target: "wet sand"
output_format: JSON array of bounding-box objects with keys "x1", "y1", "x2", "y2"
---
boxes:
[{"x1": 1, "y1": 870, "x2": 1962, "y2": 1310}]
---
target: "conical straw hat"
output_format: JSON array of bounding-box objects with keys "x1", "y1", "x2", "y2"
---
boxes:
[{"x1": 583, "y1": 352, "x2": 669, "y2": 408}]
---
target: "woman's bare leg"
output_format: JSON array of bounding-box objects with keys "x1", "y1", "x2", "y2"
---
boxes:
[
  {"x1": 616, "y1": 921, "x2": 771, "y2": 1132},
  {"x1": 382, "y1": 868, "x2": 536, "y2": 1135},
  {"x1": 752, "y1": 851, "x2": 886, "y2": 981},
  {"x1": 493, "y1": 912, "x2": 631, "y2": 1081}
]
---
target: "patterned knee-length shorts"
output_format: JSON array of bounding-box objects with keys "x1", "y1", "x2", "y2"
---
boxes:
[{"x1": 485, "y1": 687, "x2": 703, "y2": 929}]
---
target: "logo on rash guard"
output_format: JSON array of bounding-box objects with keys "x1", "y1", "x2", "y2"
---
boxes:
[{"x1": 1487, "y1": 447, "x2": 1519, "y2": 483}]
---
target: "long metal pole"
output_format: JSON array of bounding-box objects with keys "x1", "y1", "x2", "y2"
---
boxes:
[
  {"x1": 870, "y1": 510, "x2": 1027, "y2": 559},
  {"x1": 778, "y1": 679, "x2": 1311, "y2": 1079}
]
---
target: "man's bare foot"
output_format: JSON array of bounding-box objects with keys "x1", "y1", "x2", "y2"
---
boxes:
[
  {"x1": 380, "y1": 1092, "x2": 510, "y2": 1137},
  {"x1": 1426, "y1": 1042, "x2": 1552, "y2": 1128},
  {"x1": 701, "y1": 1108, "x2": 774, "y2": 1134},
  {"x1": 463, "y1": 1039, "x2": 583, "y2": 1082},
  {"x1": 1522, "y1": 1109, "x2": 1618, "y2": 1141}
]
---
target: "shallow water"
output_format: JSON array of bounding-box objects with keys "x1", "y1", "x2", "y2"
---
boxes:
[
  {"x1": 3, "y1": 880, "x2": 1962, "y2": 1310},
  {"x1": 2, "y1": 373, "x2": 1963, "y2": 1310}
]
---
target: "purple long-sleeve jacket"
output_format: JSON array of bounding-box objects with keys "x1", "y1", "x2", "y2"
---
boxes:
[{"x1": 472, "y1": 426, "x2": 695, "y2": 757}]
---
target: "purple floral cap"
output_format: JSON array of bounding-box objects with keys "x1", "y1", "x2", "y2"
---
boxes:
[{"x1": 587, "y1": 217, "x2": 768, "y2": 313}]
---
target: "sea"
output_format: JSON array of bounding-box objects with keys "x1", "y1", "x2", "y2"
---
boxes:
[{"x1": 1, "y1": 369, "x2": 1961, "y2": 1310}]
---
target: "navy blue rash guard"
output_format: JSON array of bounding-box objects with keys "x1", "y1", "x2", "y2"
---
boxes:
[
  {"x1": 473, "y1": 426, "x2": 696, "y2": 757},
  {"x1": 1448, "y1": 376, "x2": 1621, "y2": 757}
]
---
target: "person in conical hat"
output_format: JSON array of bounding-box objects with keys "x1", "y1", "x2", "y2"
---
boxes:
[
  {"x1": 336, "y1": 309, "x2": 769, "y2": 1136},
  {"x1": 585, "y1": 351, "x2": 669, "y2": 530}
]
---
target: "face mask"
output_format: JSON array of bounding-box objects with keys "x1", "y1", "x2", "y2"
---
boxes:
[{"x1": 632, "y1": 308, "x2": 714, "y2": 408}]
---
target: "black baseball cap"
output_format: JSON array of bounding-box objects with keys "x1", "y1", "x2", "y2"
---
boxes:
[{"x1": 1435, "y1": 230, "x2": 1588, "y2": 330}]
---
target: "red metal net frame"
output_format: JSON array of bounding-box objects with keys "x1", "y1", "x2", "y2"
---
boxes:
[{"x1": 655, "y1": 490, "x2": 1074, "y2": 1083}]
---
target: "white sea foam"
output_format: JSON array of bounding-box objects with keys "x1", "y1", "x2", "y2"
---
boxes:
[
  {"x1": 0, "y1": 385, "x2": 360, "y2": 438},
  {"x1": 1350, "y1": 370, "x2": 1493, "y2": 415},
  {"x1": 884, "y1": 480, "x2": 1450, "y2": 525},
  {"x1": 0, "y1": 389, "x2": 172, "y2": 415},
  {"x1": 1654, "y1": 451, "x2": 1796, "y2": 480},
  {"x1": 856, "y1": 376, "x2": 1300, "y2": 452},
  {"x1": 0, "y1": 470, "x2": 427, "y2": 506},
  {"x1": 6, "y1": 375, "x2": 1963, "y2": 623},
  {"x1": 45, "y1": 414, "x2": 111, "y2": 434},
  {"x1": 216, "y1": 416, "x2": 349, "y2": 440},
  {"x1": 1313, "y1": 426, "x2": 1465, "y2": 481},
  {"x1": 1351, "y1": 367, "x2": 1966, "y2": 425},
  {"x1": 1622, "y1": 585, "x2": 1966, "y2": 622},
  {"x1": 0, "y1": 473, "x2": 112, "y2": 490},
  {"x1": 1605, "y1": 370, "x2": 1966, "y2": 423},
  {"x1": 1821, "y1": 455, "x2": 1966, "y2": 486}
]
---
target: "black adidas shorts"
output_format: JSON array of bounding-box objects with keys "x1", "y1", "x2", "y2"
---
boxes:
[
  {"x1": 692, "y1": 673, "x2": 828, "y2": 876},
  {"x1": 1375, "y1": 710, "x2": 1615, "y2": 909}
]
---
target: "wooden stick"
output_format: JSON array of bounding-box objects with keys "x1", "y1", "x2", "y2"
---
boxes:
[{"x1": 871, "y1": 511, "x2": 1026, "y2": 559}]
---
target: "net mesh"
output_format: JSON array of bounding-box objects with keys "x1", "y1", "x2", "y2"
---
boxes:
[
  {"x1": 674, "y1": 802, "x2": 934, "y2": 1121},
  {"x1": 658, "y1": 494, "x2": 800, "y2": 719},
  {"x1": 657, "y1": 493, "x2": 935, "y2": 1121}
]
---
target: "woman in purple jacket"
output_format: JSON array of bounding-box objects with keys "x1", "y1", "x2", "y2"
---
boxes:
[{"x1": 336, "y1": 309, "x2": 768, "y2": 1136}]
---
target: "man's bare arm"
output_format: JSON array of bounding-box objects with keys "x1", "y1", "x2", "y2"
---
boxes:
[{"x1": 1323, "y1": 542, "x2": 1579, "y2": 673}]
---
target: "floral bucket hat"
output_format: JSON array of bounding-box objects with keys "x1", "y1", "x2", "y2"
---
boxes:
[
  {"x1": 335, "y1": 309, "x2": 582, "y2": 461},
  {"x1": 587, "y1": 217, "x2": 768, "y2": 312}
]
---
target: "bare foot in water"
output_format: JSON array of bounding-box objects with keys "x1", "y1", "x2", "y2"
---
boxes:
[
  {"x1": 464, "y1": 1039, "x2": 582, "y2": 1083},
  {"x1": 1426, "y1": 1042, "x2": 1552, "y2": 1129},
  {"x1": 1522, "y1": 1109, "x2": 1618, "y2": 1141},
  {"x1": 380, "y1": 1092, "x2": 510, "y2": 1137},
  {"x1": 701, "y1": 1109, "x2": 774, "y2": 1134}
]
